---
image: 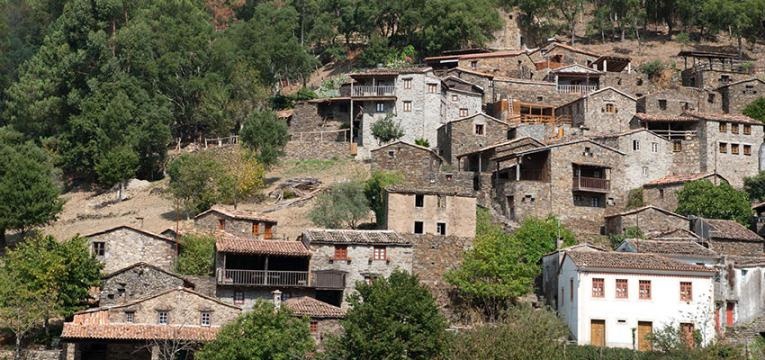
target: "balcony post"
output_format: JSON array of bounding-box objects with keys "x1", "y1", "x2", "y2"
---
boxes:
[{"x1": 264, "y1": 256, "x2": 269, "y2": 286}]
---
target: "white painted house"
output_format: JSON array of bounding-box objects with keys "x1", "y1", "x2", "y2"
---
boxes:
[{"x1": 558, "y1": 251, "x2": 716, "y2": 350}]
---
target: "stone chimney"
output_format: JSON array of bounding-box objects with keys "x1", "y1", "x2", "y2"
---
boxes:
[{"x1": 272, "y1": 290, "x2": 282, "y2": 310}]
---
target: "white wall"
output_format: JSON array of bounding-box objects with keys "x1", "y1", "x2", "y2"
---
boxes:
[{"x1": 558, "y1": 257, "x2": 715, "y2": 349}]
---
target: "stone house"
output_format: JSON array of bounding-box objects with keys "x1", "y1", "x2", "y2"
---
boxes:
[
  {"x1": 214, "y1": 232, "x2": 318, "y2": 310},
  {"x1": 195, "y1": 206, "x2": 278, "y2": 240},
  {"x1": 716, "y1": 78, "x2": 765, "y2": 115},
  {"x1": 436, "y1": 113, "x2": 509, "y2": 164},
  {"x1": 489, "y1": 139, "x2": 625, "y2": 235},
  {"x1": 541, "y1": 243, "x2": 607, "y2": 308},
  {"x1": 100, "y1": 263, "x2": 195, "y2": 306},
  {"x1": 530, "y1": 42, "x2": 602, "y2": 70},
  {"x1": 456, "y1": 136, "x2": 545, "y2": 173},
  {"x1": 590, "y1": 129, "x2": 673, "y2": 190},
  {"x1": 442, "y1": 67, "x2": 496, "y2": 104},
  {"x1": 555, "y1": 87, "x2": 637, "y2": 135},
  {"x1": 493, "y1": 78, "x2": 581, "y2": 108},
  {"x1": 547, "y1": 64, "x2": 603, "y2": 95},
  {"x1": 557, "y1": 251, "x2": 716, "y2": 349},
  {"x1": 636, "y1": 87, "x2": 720, "y2": 115},
  {"x1": 301, "y1": 229, "x2": 413, "y2": 307},
  {"x1": 630, "y1": 113, "x2": 704, "y2": 176},
  {"x1": 679, "y1": 50, "x2": 753, "y2": 90},
  {"x1": 604, "y1": 206, "x2": 689, "y2": 236},
  {"x1": 370, "y1": 141, "x2": 444, "y2": 182},
  {"x1": 282, "y1": 296, "x2": 345, "y2": 347},
  {"x1": 61, "y1": 287, "x2": 241, "y2": 360},
  {"x1": 441, "y1": 77, "x2": 484, "y2": 122},
  {"x1": 85, "y1": 226, "x2": 177, "y2": 274},
  {"x1": 642, "y1": 172, "x2": 728, "y2": 211},
  {"x1": 383, "y1": 184, "x2": 477, "y2": 238},
  {"x1": 691, "y1": 218, "x2": 765, "y2": 256},
  {"x1": 424, "y1": 49, "x2": 536, "y2": 79}
]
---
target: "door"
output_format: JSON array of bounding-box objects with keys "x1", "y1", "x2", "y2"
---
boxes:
[
  {"x1": 591, "y1": 320, "x2": 606, "y2": 347},
  {"x1": 680, "y1": 323, "x2": 695, "y2": 349},
  {"x1": 264, "y1": 224, "x2": 273, "y2": 240},
  {"x1": 726, "y1": 302, "x2": 736, "y2": 327},
  {"x1": 637, "y1": 321, "x2": 653, "y2": 351}
]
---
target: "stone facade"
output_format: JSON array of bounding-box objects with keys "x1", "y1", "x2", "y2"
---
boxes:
[
  {"x1": 455, "y1": 52, "x2": 536, "y2": 79},
  {"x1": 443, "y1": 68, "x2": 495, "y2": 104},
  {"x1": 494, "y1": 78, "x2": 581, "y2": 107},
  {"x1": 0, "y1": 350, "x2": 61, "y2": 360},
  {"x1": 604, "y1": 206, "x2": 689, "y2": 236},
  {"x1": 591, "y1": 129, "x2": 673, "y2": 190},
  {"x1": 441, "y1": 88, "x2": 483, "y2": 124},
  {"x1": 100, "y1": 263, "x2": 192, "y2": 306},
  {"x1": 696, "y1": 116, "x2": 764, "y2": 188},
  {"x1": 682, "y1": 68, "x2": 751, "y2": 90},
  {"x1": 371, "y1": 141, "x2": 443, "y2": 183},
  {"x1": 642, "y1": 173, "x2": 727, "y2": 211},
  {"x1": 600, "y1": 72, "x2": 655, "y2": 98},
  {"x1": 194, "y1": 207, "x2": 278, "y2": 240},
  {"x1": 384, "y1": 190, "x2": 477, "y2": 238},
  {"x1": 215, "y1": 287, "x2": 315, "y2": 311},
  {"x1": 408, "y1": 234, "x2": 473, "y2": 308},
  {"x1": 85, "y1": 226, "x2": 177, "y2": 274},
  {"x1": 437, "y1": 113, "x2": 509, "y2": 164},
  {"x1": 637, "y1": 87, "x2": 710, "y2": 115},
  {"x1": 555, "y1": 87, "x2": 637, "y2": 135},
  {"x1": 284, "y1": 140, "x2": 352, "y2": 160},
  {"x1": 718, "y1": 78, "x2": 765, "y2": 115}
]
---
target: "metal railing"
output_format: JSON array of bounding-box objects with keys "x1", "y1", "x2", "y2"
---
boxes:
[
  {"x1": 218, "y1": 269, "x2": 309, "y2": 287},
  {"x1": 572, "y1": 176, "x2": 610, "y2": 192},
  {"x1": 557, "y1": 84, "x2": 599, "y2": 94},
  {"x1": 352, "y1": 85, "x2": 395, "y2": 97}
]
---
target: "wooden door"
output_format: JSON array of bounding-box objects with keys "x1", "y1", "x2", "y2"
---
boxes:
[
  {"x1": 726, "y1": 302, "x2": 735, "y2": 327},
  {"x1": 591, "y1": 320, "x2": 606, "y2": 347},
  {"x1": 264, "y1": 224, "x2": 273, "y2": 240},
  {"x1": 680, "y1": 323, "x2": 695, "y2": 349},
  {"x1": 637, "y1": 321, "x2": 653, "y2": 351}
]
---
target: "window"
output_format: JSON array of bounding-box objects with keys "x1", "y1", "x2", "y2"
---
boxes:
[
  {"x1": 673, "y1": 141, "x2": 682, "y2": 152},
  {"x1": 719, "y1": 142, "x2": 728, "y2": 153},
  {"x1": 252, "y1": 223, "x2": 260, "y2": 238},
  {"x1": 651, "y1": 142, "x2": 658, "y2": 152},
  {"x1": 376, "y1": 102, "x2": 385, "y2": 113},
  {"x1": 92, "y1": 242, "x2": 105, "y2": 256},
  {"x1": 334, "y1": 245, "x2": 348, "y2": 260},
  {"x1": 451, "y1": 94, "x2": 458, "y2": 102},
  {"x1": 658, "y1": 99, "x2": 667, "y2": 110},
  {"x1": 633, "y1": 140, "x2": 640, "y2": 151},
  {"x1": 719, "y1": 122, "x2": 728, "y2": 132},
  {"x1": 125, "y1": 311, "x2": 135, "y2": 323},
  {"x1": 364, "y1": 275, "x2": 378, "y2": 285},
  {"x1": 264, "y1": 224, "x2": 273, "y2": 240},
  {"x1": 604, "y1": 103, "x2": 616, "y2": 113},
  {"x1": 560, "y1": 287, "x2": 565, "y2": 305},
  {"x1": 387, "y1": 150, "x2": 396, "y2": 159},
  {"x1": 744, "y1": 145, "x2": 752, "y2": 156},
  {"x1": 200, "y1": 311, "x2": 211, "y2": 326},
  {"x1": 708, "y1": 93, "x2": 716, "y2": 103},
  {"x1": 234, "y1": 290, "x2": 244, "y2": 305},
  {"x1": 732, "y1": 143, "x2": 740, "y2": 155},
  {"x1": 591, "y1": 196, "x2": 602, "y2": 208},
  {"x1": 403, "y1": 101, "x2": 412, "y2": 112},
  {"x1": 744, "y1": 125, "x2": 752, "y2": 135},
  {"x1": 414, "y1": 221, "x2": 424, "y2": 234},
  {"x1": 158, "y1": 311, "x2": 168, "y2": 325},
  {"x1": 659, "y1": 188, "x2": 665, "y2": 199},
  {"x1": 459, "y1": 108, "x2": 468, "y2": 117},
  {"x1": 720, "y1": 75, "x2": 731, "y2": 83},
  {"x1": 639, "y1": 280, "x2": 651, "y2": 299},
  {"x1": 428, "y1": 83, "x2": 437, "y2": 93},
  {"x1": 373, "y1": 246, "x2": 386, "y2": 260},
  {"x1": 436, "y1": 222, "x2": 446, "y2": 235},
  {"x1": 415, "y1": 194, "x2": 424, "y2": 207},
  {"x1": 592, "y1": 278, "x2": 604, "y2": 298},
  {"x1": 310, "y1": 321, "x2": 318, "y2": 333},
  {"x1": 636, "y1": 79, "x2": 644, "y2": 86},
  {"x1": 680, "y1": 282, "x2": 693, "y2": 302},
  {"x1": 732, "y1": 123, "x2": 740, "y2": 134},
  {"x1": 470, "y1": 60, "x2": 478, "y2": 69},
  {"x1": 218, "y1": 218, "x2": 225, "y2": 230},
  {"x1": 403, "y1": 78, "x2": 412, "y2": 89},
  {"x1": 616, "y1": 279, "x2": 628, "y2": 299},
  {"x1": 570, "y1": 278, "x2": 574, "y2": 301},
  {"x1": 437, "y1": 195, "x2": 446, "y2": 208},
  {"x1": 475, "y1": 124, "x2": 485, "y2": 135}
]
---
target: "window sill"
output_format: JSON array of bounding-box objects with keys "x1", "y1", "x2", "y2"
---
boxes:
[
  {"x1": 329, "y1": 257, "x2": 351, "y2": 264},
  {"x1": 369, "y1": 257, "x2": 391, "y2": 264}
]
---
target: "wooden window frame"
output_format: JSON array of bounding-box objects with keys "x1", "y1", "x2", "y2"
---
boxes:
[
  {"x1": 372, "y1": 246, "x2": 387, "y2": 261},
  {"x1": 436, "y1": 222, "x2": 446, "y2": 235},
  {"x1": 719, "y1": 142, "x2": 728, "y2": 153},
  {"x1": 731, "y1": 143, "x2": 740, "y2": 155},
  {"x1": 403, "y1": 101, "x2": 412, "y2": 112},
  {"x1": 252, "y1": 223, "x2": 260, "y2": 238},
  {"x1": 673, "y1": 141, "x2": 682, "y2": 152},
  {"x1": 604, "y1": 103, "x2": 616, "y2": 113},
  {"x1": 92, "y1": 241, "x2": 106, "y2": 257},
  {"x1": 744, "y1": 145, "x2": 752, "y2": 156},
  {"x1": 616, "y1": 279, "x2": 628, "y2": 299},
  {"x1": 719, "y1": 122, "x2": 728, "y2": 132},
  {"x1": 744, "y1": 125, "x2": 752, "y2": 135},
  {"x1": 459, "y1": 108, "x2": 469, "y2": 117},
  {"x1": 475, "y1": 124, "x2": 485, "y2": 135},
  {"x1": 427, "y1": 83, "x2": 437, "y2": 93},
  {"x1": 334, "y1": 245, "x2": 348, "y2": 260},
  {"x1": 310, "y1": 321, "x2": 318, "y2": 333},
  {"x1": 680, "y1": 281, "x2": 693, "y2": 302},
  {"x1": 592, "y1": 278, "x2": 604, "y2": 298},
  {"x1": 415, "y1": 194, "x2": 424, "y2": 208},
  {"x1": 403, "y1": 78, "x2": 412, "y2": 89},
  {"x1": 732, "y1": 123, "x2": 740, "y2": 134},
  {"x1": 639, "y1": 280, "x2": 651, "y2": 300},
  {"x1": 264, "y1": 224, "x2": 273, "y2": 240},
  {"x1": 375, "y1": 102, "x2": 385, "y2": 113},
  {"x1": 217, "y1": 218, "x2": 225, "y2": 230},
  {"x1": 451, "y1": 94, "x2": 458, "y2": 102}
]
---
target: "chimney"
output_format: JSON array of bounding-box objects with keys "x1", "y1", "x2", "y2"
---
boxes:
[{"x1": 272, "y1": 290, "x2": 282, "y2": 311}]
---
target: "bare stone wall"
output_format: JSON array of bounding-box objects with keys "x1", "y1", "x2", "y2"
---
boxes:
[
  {"x1": 637, "y1": 87, "x2": 704, "y2": 114},
  {"x1": 100, "y1": 265, "x2": 188, "y2": 306},
  {"x1": 385, "y1": 192, "x2": 477, "y2": 238},
  {"x1": 371, "y1": 142, "x2": 442, "y2": 181},
  {"x1": 438, "y1": 114, "x2": 509, "y2": 164},
  {"x1": 289, "y1": 102, "x2": 324, "y2": 133},
  {"x1": 103, "y1": 289, "x2": 241, "y2": 327},
  {"x1": 600, "y1": 73, "x2": 656, "y2": 97},
  {"x1": 556, "y1": 88, "x2": 636, "y2": 134},
  {"x1": 683, "y1": 69, "x2": 751, "y2": 89},
  {"x1": 613, "y1": 131, "x2": 673, "y2": 190},
  {"x1": 0, "y1": 350, "x2": 61, "y2": 360},
  {"x1": 700, "y1": 120, "x2": 764, "y2": 188},
  {"x1": 457, "y1": 54, "x2": 536, "y2": 79},
  {"x1": 408, "y1": 234, "x2": 472, "y2": 309},
  {"x1": 441, "y1": 90, "x2": 483, "y2": 123},
  {"x1": 604, "y1": 209, "x2": 688, "y2": 235},
  {"x1": 495, "y1": 80, "x2": 581, "y2": 107},
  {"x1": 284, "y1": 141, "x2": 352, "y2": 161},
  {"x1": 670, "y1": 137, "x2": 702, "y2": 175},
  {"x1": 642, "y1": 184, "x2": 683, "y2": 211},
  {"x1": 87, "y1": 228, "x2": 176, "y2": 274},
  {"x1": 215, "y1": 287, "x2": 314, "y2": 311},
  {"x1": 721, "y1": 80, "x2": 765, "y2": 114},
  {"x1": 494, "y1": 180, "x2": 553, "y2": 222},
  {"x1": 195, "y1": 212, "x2": 277, "y2": 240},
  {"x1": 446, "y1": 70, "x2": 495, "y2": 104}
]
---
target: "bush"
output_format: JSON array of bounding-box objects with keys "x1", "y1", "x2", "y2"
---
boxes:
[
  {"x1": 309, "y1": 181, "x2": 370, "y2": 229},
  {"x1": 414, "y1": 137, "x2": 430, "y2": 148},
  {"x1": 609, "y1": 226, "x2": 644, "y2": 249},
  {"x1": 675, "y1": 179, "x2": 751, "y2": 225},
  {"x1": 240, "y1": 110, "x2": 289, "y2": 167},
  {"x1": 743, "y1": 97, "x2": 765, "y2": 123},
  {"x1": 627, "y1": 188, "x2": 644, "y2": 209},
  {"x1": 744, "y1": 171, "x2": 765, "y2": 202},
  {"x1": 176, "y1": 234, "x2": 215, "y2": 276},
  {"x1": 641, "y1": 60, "x2": 665, "y2": 79}
]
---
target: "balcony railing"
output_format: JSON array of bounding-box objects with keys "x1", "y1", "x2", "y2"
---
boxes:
[
  {"x1": 352, "y1": 85, "x2": 396, "y2": 97},
  {"x1": 218, "y1": 269, "x2": 309, "y2": 287},
  {"x1": 572, "y1": 176, "x2": 610, "y2": 192},
  {"x1": 557, "y1": 84, "x2": 598, "y2": 94},
  {"x1": 508, "y1": 115, "x2": 573, "y2": 126}
]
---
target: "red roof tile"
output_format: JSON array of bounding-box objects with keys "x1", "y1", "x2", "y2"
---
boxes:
[
  {"x1": 622, "y1": 239, "x2": 717, "y2": 257},
  {"x1": 196, "y1": 206, "x2": 277, "y2": 223},
  {"x1": 705, "y1": 219, "x2": 763, "y2": 242},
  {"x1": 566, "y1": 251, "x2": 715, "y2": 273},
  {"x1": 302, "y1": 229, "x2": 411, "y2": 246},
  {"x1": 284, "y1": 297, "x2": 346, "y2": 319},
  {"x1": 216, "y1": 233, "x2": 310, "y2": 256},
  {"x1": 62, "y1": 323, "x2": 220, "y2": 341},
  {"x1": 686, "y1": 111, "x2": 763, "y2": 125}
]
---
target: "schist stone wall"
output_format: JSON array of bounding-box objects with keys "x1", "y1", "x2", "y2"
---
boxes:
[
  {"x1": 385, "y1": 192, "x2": 477, "y2": 238},
  {"x1": 720, "y1": 79, "x2": 765, "y2": 114},
  {"x1": 100, "y1": 265, "x2": 189, "y2": 306},
  {"x1": 556, "y1": 88, "x2": 636, "y2": 134},
  {"x1": 87, "y1": 228, "x2": 176, "y2": 274},
  {"x1": 600, "y1": 72, "x2": 656, "y2": 97},
  {"x1": 709, "y1": 239, "x2": 764, "y2": 256},
  {"x1": 370, "y1": 142, "x2": 442, "y2": 181},
  {"x1": 441, "y1": 89, "x2": 483, "y2": 123},
  {"x1": 457, "y1": 54, "x2": 536, "y2": 79},
  {"x1": 642, "y1": 183, "x2": 685, "y2": 211},
  {"x1": 698, "y1": 120, "x2": 764, "y2": 188},
  {"x1": 445, "y1": 69, "x2": 495, "y2": 104},
  {"x1": 592, "y1": 130, "x2": 673, "y2": 190},
  {"x1": 216, "y1": 287, "x2": 314, "y2": 311},
  {"x1": 604, "y1": 208, "x2": 688, "y2": 235},
  {"x1": 437, "y1": 114, "x2": 509, "y2": 164},
  {"x1": 195, "y1": 211, "x2": 276, "y2": 240},
  {"x1": 408, "y1": 234, "x2": 473, "y2": 308},
  {"x1": 284, "y1": 140, "x2": 351, "y2": 160},
  {"x1": 682, "y1": 69, "x2": 751, "y2": 90}
]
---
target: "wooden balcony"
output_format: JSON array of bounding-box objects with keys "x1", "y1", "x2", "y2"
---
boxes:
[
  {"x1": 508, "y1": 114, "x2": 573, "y2": 126},
  {"x1": 557, "y1": 84, "x2": 598, "y2": 94},
  {"x1": 217, "y1": 269, "x2": 346, "y2": 289},
  {"x1": 352, "y1": 85, "x2": 396, "y2": 97},
  {"x1": 572, "y1": 176, "x2": 610, "y2": 193}
]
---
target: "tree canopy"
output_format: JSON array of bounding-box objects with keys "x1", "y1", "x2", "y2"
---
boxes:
[
  {"x1": 675, "y1": 179, "x2": 751, "y2": 225},
  {"x1": 310, "y1": 181, "x2": 371, "y2": 229}
]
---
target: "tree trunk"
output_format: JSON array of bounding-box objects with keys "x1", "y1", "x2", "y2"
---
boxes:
[
  {"x1": 14, "y1": 333, "x2": 21, "y2": 360},
  {"x1": 738, "y1": 36, "x2": 743, "y2": 57}
]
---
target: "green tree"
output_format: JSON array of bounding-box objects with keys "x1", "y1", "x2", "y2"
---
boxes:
[
  {"x1": 324, "y1": 270, "x2": 447, "y2": 360},
  {"x1": 0, "y1": 138, "x2": 64, "y2": 245},
  {"x1": 370, "y1": 113, "x2": 405, "y2": 145},
  {"x1": 167, "y1": 153, "x2": 226, "y2": 217},
  {"x1": 0, "y1": 266, "x2": 53, "y2": 360},
  {"x1": 743, "y1": 97, "x2": 765, "y2": 123},
  {"x1": 745, "y1": 172, "x2": 765, "y2": 202},
  {"x1": 176, "y1": 234, "x2": 216, "y2": 276},
  {"x1": 676, "y1": 179, "x2": 751, "y2": 225},
  {"x1": 95, "y1": 146, "x2": 140, "y2": 200},
  {"x1": 310, "y1": 181, "x2": 371, "y2": 229},
  {"x1": 240, "y1": 110, "x2": 290, "y2": 167},
  {"x1": 196, "y1": 301, "x2": 314, "y2": 360},
  {"x1": 364, "y1": 171, "x2": 404, "y2": 226}
]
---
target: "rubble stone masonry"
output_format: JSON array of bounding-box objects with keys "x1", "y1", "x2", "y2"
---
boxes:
[
  {"x1": 87, "y1": 227, "x2": 176, "y2": 274},
  {"x1": 100, "y1": 264, "x2": 189, "y2": 306}
]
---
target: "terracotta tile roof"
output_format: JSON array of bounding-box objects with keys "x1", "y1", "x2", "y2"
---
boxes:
[
  {"x1": 84, "y1": 225, "x2": 176, "y2": 244},
  {"x1": 77, "y1": 287, "x2": 241, "y2": 315},
  {"x1": 284, "y1": 297, "x2": 346, "y2": 319},
  {"x1": 302, "y1": 229, "x2": 412, "y2": 246},
  {"x1": 705, "y1": 219, "x2": 763, "y2": 242},
  {"x1": 565, "y1": 251, "x2": 715, "y2": 273},
  {"x1": 196, "y1": 205, "x2": 277, "y2": 223},
  {"x1": 730, "y1": 256, "x2": 765, "y2": 268},
  {"x1": 62, "y1": 323, "x2": 221, "y2": 341},
  {"x1": 350, "y1": 66, "x2": 432, "y2": 77},
  {"x1": 685, "y1": 111, "x2": 762, "y2": 125},
  {"x1": 633, "y1": 113, "x2": 697, "y2": 122},
  {"x1": 648, "y1": 228, "x2": 701, "y2": 241},
  {"x1": 621, "y1": 239, "x2": 718, "y2": 257},
  {"x1": 644, "y1": 172, "x2": 722, "y2": 186},
  {"x1": 216, "y1": 232, "x2": 310, "y2": 256}
]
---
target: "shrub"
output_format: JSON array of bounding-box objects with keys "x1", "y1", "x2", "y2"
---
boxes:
[
  {"x1": 240, "y1": 110, "x2": 289, "y2": 167},
  {"x1": 176, "y1": 234, "x2": 216, "y2": 276},
  {"x1": 641, "y1": 60, "x2": 665, "y2": 79},
  {"x1": 743, "y1": 97, "x2": 765, "y2": 123},
  {"x1": 627, "y1": 188, "x2": 644, "y2": 209},
  {"x1": 309, "y1": 181, "x2": 370, "y2": 229},
  {"x1": 675, "y1": 179, "x2": 751, "y2": 225},
  {"x1": 414, "y1": 137, "x2": 430, "y2": 148}
]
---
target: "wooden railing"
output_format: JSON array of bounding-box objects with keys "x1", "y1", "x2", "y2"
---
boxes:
[
  {"x1": 352, "y1": 85, "x2": 395, "y2": 97},
  {"x1": 311, "y1": 272, "x2": 346, "y2": 289},
  {"x1": 508, "y1": 115, "x2": 573, "y2": 126},
  {"x1": 218, "y1": 269, "x2": 309, "y2": 287},
  {"x1": 651, "y1": 130, "x2": 697, "y2": 139},
  {"x1": 557, "y1": 84, "x2": 598, "y2": 94},
  {"x1": 572, "y1": 176, "x2": 610, "y2": 192},
  {"x1": 291, "y1": 129, "x2": 350, "y2": 143}
]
